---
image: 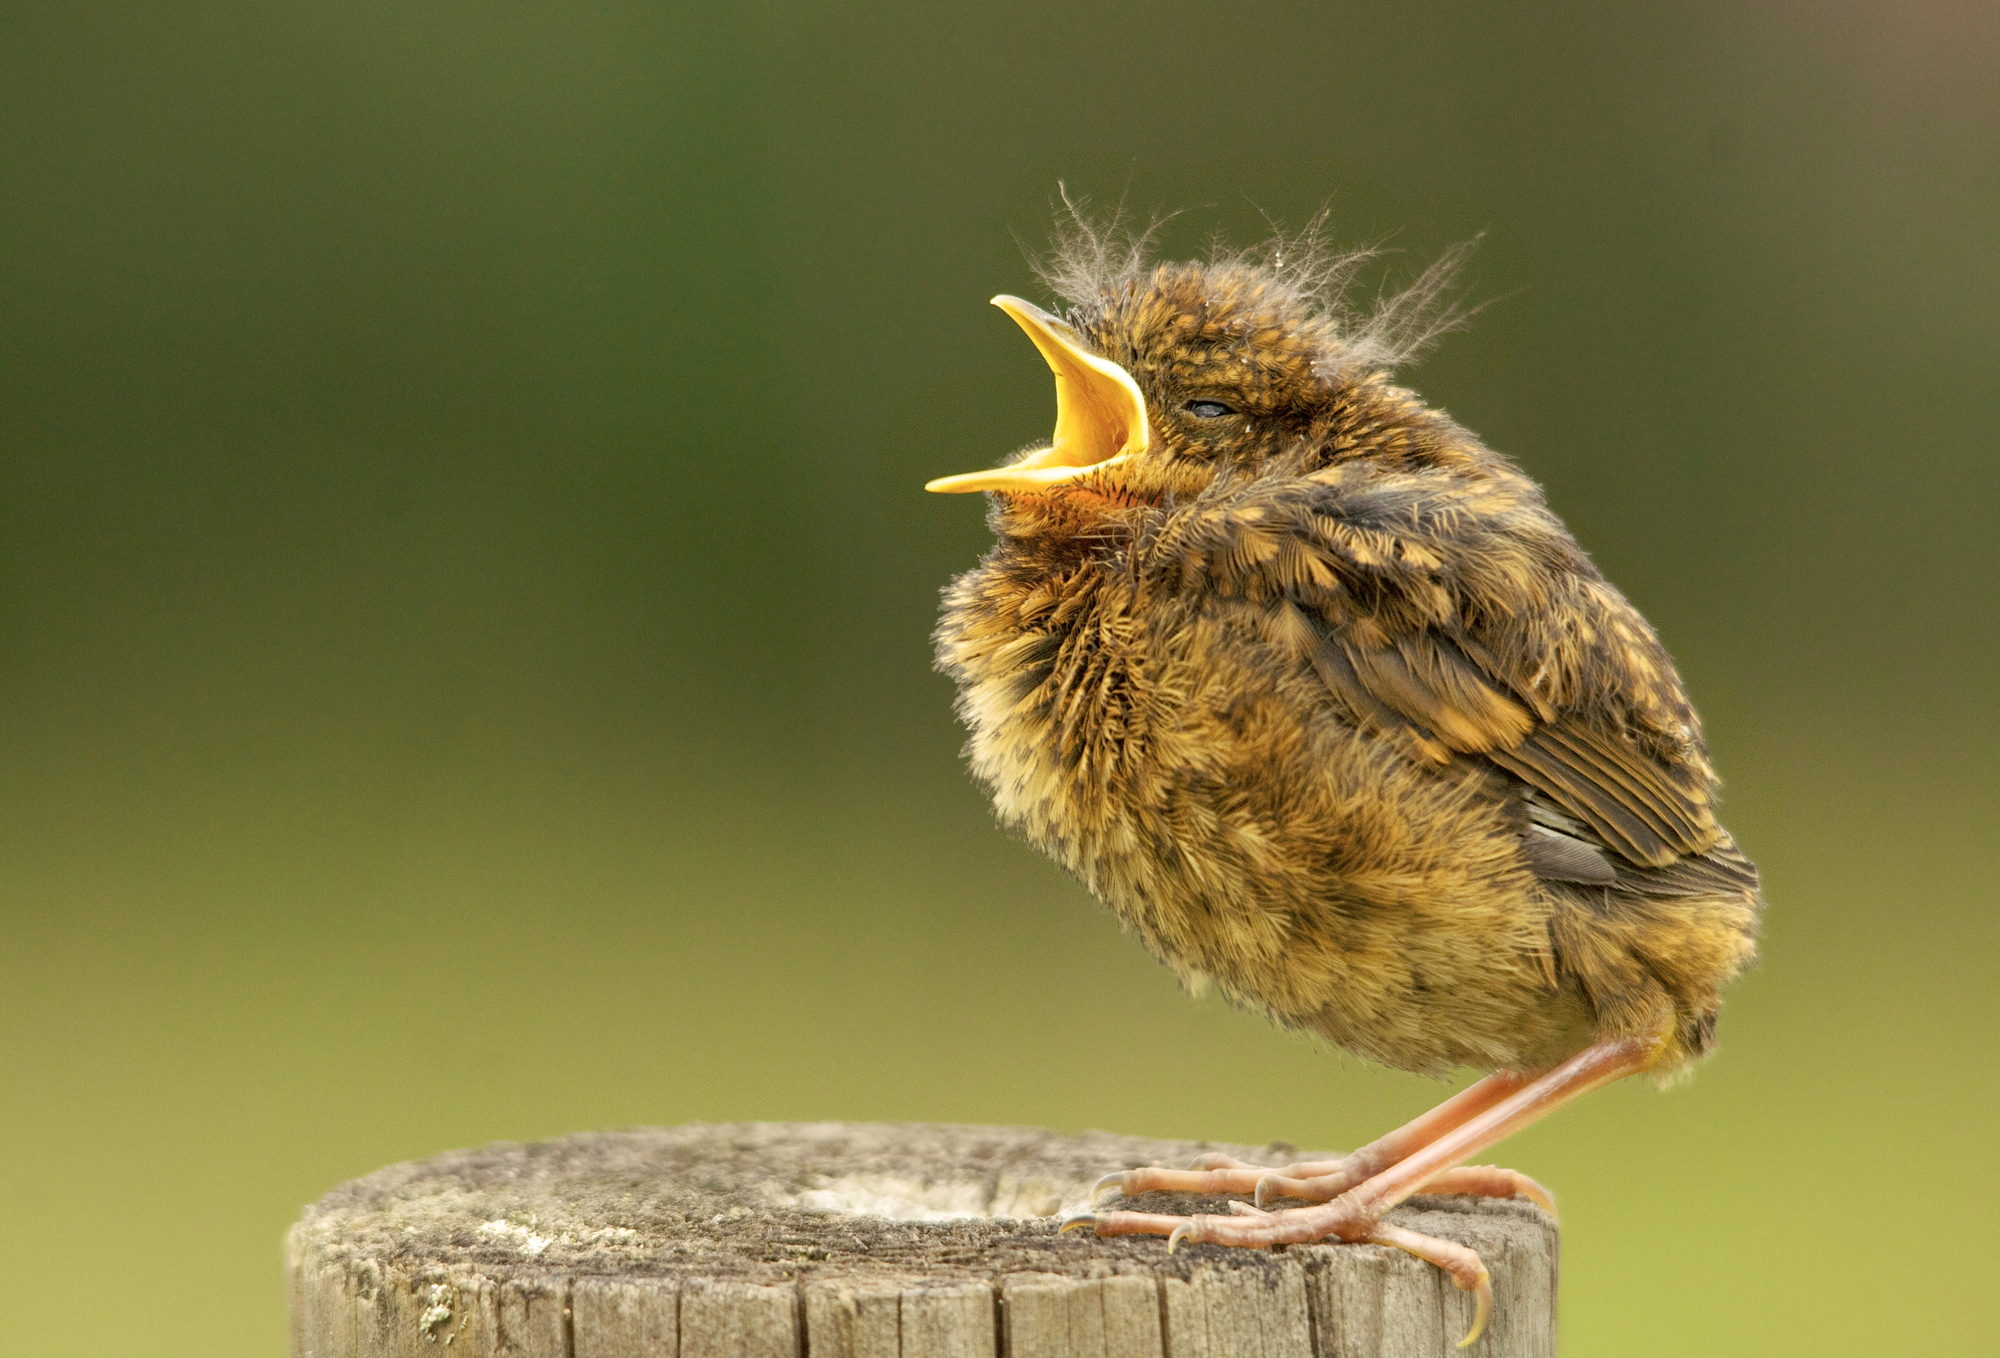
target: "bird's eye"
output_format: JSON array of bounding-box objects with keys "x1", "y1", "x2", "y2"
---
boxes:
[{"x1": 1184, "y1": 400, "x2": 1236, "y2": 419}]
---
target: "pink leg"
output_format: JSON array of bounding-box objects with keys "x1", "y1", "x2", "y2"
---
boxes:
[
  {"x1": 1067, "y1": 1038, "x2": 1656, "y2": 1347},
  {"x1": 1096, "y1": 1069, "x2": 1536, "y2": 1205}
]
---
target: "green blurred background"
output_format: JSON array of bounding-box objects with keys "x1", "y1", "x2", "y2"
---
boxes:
[{"x1": 3, "y1": 2, "x2": 1995, "y2": 1353}]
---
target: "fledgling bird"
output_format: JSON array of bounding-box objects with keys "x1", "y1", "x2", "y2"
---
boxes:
[{"x1": 927, "y1": 212, "x2": 1762, "y2": 1345}]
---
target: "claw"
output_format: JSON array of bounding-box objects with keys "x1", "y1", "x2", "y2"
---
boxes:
[
  {"x1": 1429, "y1": 1164, "x2": 1561, "y2": 1222},
  {"x1": 1089, "y1": 1171, "x2": 1128, "y2": 1205},
  {"x1": 1455, "y1": 1272, "x2": 1495, "y2": 1348},
  {"x1": 1514, "y1": 1176, "x2": 1558, "y2": 1220},
  {"x1": 1166, "y1": 1220, "x2": 1199, "y2": 1254},
  {"x1": 1367, "y1": 1219, "x2": 1494, "y2": 1346},
  {"x1": 1056, "y1": 1212, "x2": 1099, "y2": 1236},
  {"x1": 1253, "y1": 1175, "x2": 1276, "y2": 1210}
]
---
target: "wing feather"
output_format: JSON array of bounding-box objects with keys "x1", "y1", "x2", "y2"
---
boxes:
[{"x1": 1189, "y1": 460, "x2": 1726, "y2": 872}]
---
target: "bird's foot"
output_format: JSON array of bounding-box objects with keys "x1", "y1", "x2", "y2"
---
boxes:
[
  {"x1": 1061, "y1": 1194, "x2": 1494, "y2": 1347},
  {"x1": 1093, "y1": 1158, "x2": 1552, "y2": 1215},
  {"x1": 1089, "y1": 1152, "x2": 1360, "y2": 1208},
  {"x1": 1066, "y1": 1040, "x2": 1659, "y2": 1348}
]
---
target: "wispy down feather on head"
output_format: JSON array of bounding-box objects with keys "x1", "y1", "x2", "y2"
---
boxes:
[
  {"x1": 923, "y1": 190, "x2": 1509, "y2": 518},
  {"x1": 1031, "y1": 187, "x2": 1481, "y2": 378}
]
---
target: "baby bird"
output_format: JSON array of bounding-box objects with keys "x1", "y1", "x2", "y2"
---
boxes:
[{"x1": 927, "y1": 219, "x2": 1761, "y2": 1345}]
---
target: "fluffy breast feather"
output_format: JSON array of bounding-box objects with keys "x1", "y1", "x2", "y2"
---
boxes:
[{"x1": 936, "y1": 541, "x2": 1599, "y2": 1075}]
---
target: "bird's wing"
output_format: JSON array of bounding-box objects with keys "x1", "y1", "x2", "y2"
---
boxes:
[
  {"x1": 1302, "y1": 629, "x2": 1715, "y2": 867},
  {"x1": 1163, "y1": 461, "x2": 1726, "y2": 870}
]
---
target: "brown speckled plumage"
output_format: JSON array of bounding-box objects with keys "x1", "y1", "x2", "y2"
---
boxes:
[{"x1": 934, "y1": 252, "x2": 1761, "y2": 1080}]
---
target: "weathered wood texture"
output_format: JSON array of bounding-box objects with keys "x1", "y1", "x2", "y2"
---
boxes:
[{"x1": 289, "y1": 1123, "x2": 1555, "y2": 1358}]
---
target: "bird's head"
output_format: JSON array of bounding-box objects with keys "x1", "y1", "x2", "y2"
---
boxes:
[{"x1": 926, "y1": 238, "x2": 1474, "y2": 540}]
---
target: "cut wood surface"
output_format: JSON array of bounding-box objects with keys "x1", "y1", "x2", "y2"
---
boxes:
[{"x1": 289, "y1": 1122, "x2": 1556, "y2": 1358}]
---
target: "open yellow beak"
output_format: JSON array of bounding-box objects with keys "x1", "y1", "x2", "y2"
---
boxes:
[{"x1": 925, "y1": 296, "x2": 1151, "y2": 495}]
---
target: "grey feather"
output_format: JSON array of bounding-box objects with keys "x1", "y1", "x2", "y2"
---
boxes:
[{"x1": 1525, "y1": 825, "x2": 1619, "y2": 884}]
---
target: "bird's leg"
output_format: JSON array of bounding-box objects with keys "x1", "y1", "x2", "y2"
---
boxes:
[
  {"x1": 1246, "y1": 1071, "x2": 1554, "y2": 1208},
  {"x1": 1076, "y1": 1038, "x2": 1647, "y2": 1241},
  {"x1": 1094, "y1": 1068, "x2": 1536, "y2": 1206},
  {"x1": 1066, "y1": 1037, "x2": 1656, "y2": 1347}
]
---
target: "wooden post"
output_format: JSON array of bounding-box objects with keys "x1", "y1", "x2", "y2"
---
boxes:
[{"x1": 289, "y1": 1122, "x2": 1556, "y2": 1358}]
